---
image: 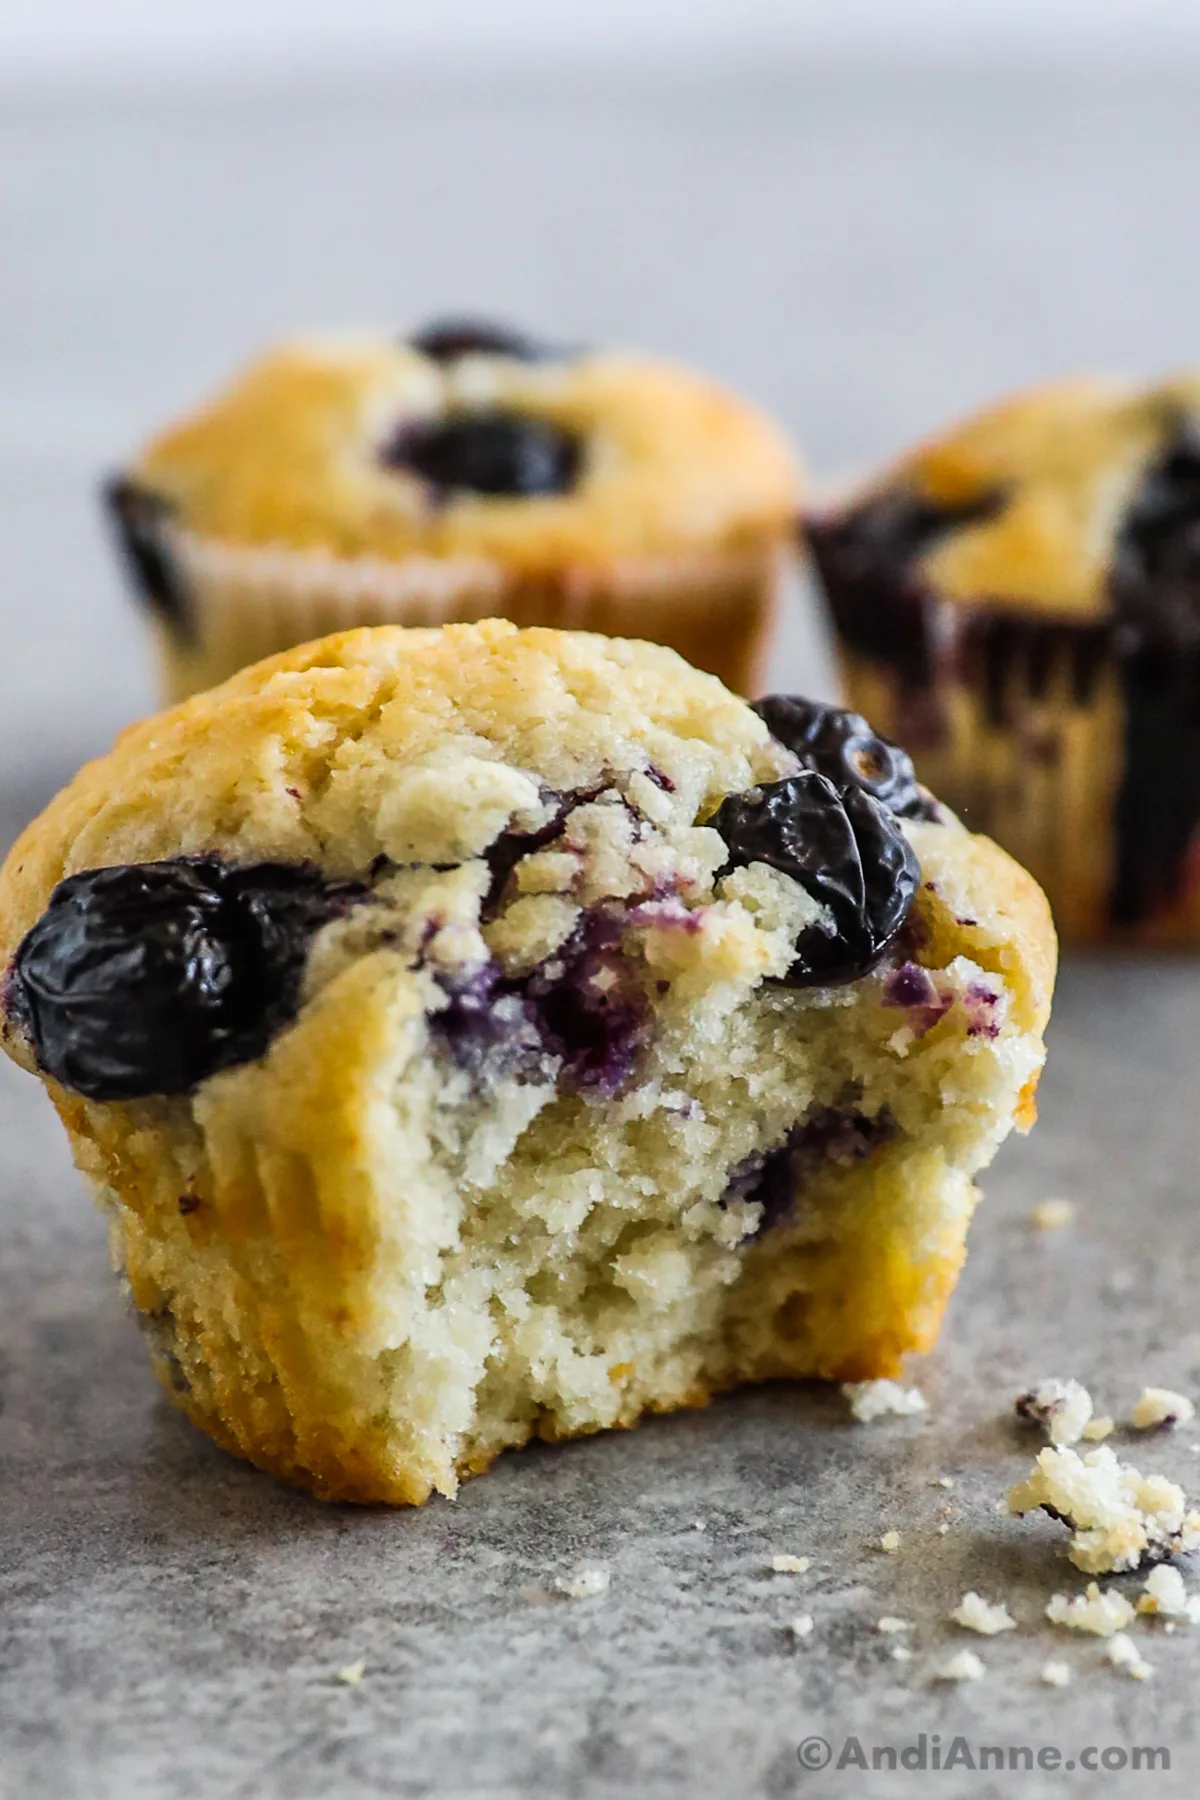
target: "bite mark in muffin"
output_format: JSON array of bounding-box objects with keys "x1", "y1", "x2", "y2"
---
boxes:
[{"x1": 0, "y1": 622, "x2": 1054, "y2": 1504}]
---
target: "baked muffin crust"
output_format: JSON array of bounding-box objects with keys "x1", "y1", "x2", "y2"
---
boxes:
[{"x1": 0, "y1": 622, "x2": 1053, "y2": 1503}]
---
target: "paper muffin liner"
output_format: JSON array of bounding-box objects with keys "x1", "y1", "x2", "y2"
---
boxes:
[
  {"x1": 826, "y1": 605, "x2": 1193, "y2": 943},
  {"x1": 146, "y1": 527, "x2": 790, "y2": 702}
]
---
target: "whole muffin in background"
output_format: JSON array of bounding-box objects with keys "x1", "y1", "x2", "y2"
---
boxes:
[
  {"x1": 105, "y1": 319, "x2": 802, "y2": 702},
  {"x1": 0, "y1": 621, "x2": 1052, "y2": 1504},
  {"x1": 805, "y1": 373, "x2": 1200, "y2": 942}
]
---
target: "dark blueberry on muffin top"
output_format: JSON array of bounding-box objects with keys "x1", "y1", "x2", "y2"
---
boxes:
[
  {"x1": 9, "y1": 859, "x2": 365, "y2": 1101},
  {"x1": 409, "y1": 317, "x2": 563, "y2": 364},
  {"x1": 712, "y1": 772, "x2": 920, "y2": 985},
  {"x1": 752, "y1": 695, "x2": 933, "y2": 820},
  {"x1": 381, "y1": 412, "x2": 582, "y2": 499},
  {"x1": 102, "y1": 478, "x2": 193, "y2": 639}
]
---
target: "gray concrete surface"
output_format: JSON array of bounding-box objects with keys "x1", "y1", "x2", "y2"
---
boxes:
[{"x1": 4, "y1": 63, "x2": 1200, "y2": 1799}]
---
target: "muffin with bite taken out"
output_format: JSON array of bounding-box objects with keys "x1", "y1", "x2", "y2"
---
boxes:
[{"x1": 0, "y1": 620, "x2": 1053, "y2": 1503}]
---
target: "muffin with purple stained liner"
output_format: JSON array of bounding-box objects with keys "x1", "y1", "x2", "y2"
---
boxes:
[
  {"x1": 105, "y1": 319, "x2": 801, "y2": 702},
  {"x1": 0, "y1": 621, "x2": 1053, "y2": 1504},
  {"x1": 805, "y1": 371, "x2": 1200, "y2": 941}
]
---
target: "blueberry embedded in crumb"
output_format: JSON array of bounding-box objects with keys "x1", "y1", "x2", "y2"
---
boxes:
[
  {"x1": 429, "y1": 911, "x2": 648, "y2": 1096},
  {"x1": 9, "y1": 859, "x2": 368, "y2": 1101},
  {"x1": 521, "y1": 912, "x2": 647, "y2": 1094},
  {"x1": 481, "y1": 788, "x2": 597, "y2": 914},
  {"x1": 408, "y1": 317, "x2": 565, "y2": 364},
  {"x1": 712, "y1": 772, "x2": 920, "y2": 985},
  {"x1": 102, "y1": 477, "x2": 194, "y2": 639},
  {"x1": 430, "y1": 961, "x2": 531, "y2": 1076},
  {"x1": 723, "y1": 1106, "x2": 895, "y2": 1234},
  {"x1": 881, "y1": 960, "x2": 954, "y2": 1037},
  {"x1": 380, "y1": 412, "x2": 582, "y2": 499},
  {"x1": 751, "y1": 695, "x2": 934, "y2": 820}
]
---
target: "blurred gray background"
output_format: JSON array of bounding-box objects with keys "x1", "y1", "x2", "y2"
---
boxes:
[
  {"x1": 7, "y1": 7, "x2": 1200, "y2": 1798},
  {"x1": 8, "y1": 1, "x2": 1200, "y2": 811}
]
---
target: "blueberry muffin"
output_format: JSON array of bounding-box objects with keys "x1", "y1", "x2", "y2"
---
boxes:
[
  {"x1": 0, "y1": 621, "x2": 1053, "y2": 1504},
  {"x1": 106, "y1": 319, "x2": 801, "y2": 703},
  {"x1": 805, "y1": 372, "x2": 1200, "y2": 941}
]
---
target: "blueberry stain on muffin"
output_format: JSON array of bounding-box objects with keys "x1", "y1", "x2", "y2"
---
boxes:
[
  {"x1": 1110, "y1": 423, "x2": 1200, "y2": 925},
  {"x1": 381, "y1": 411, "x2": 583, "y2": 501},
  {"x1": 805, "y1": 374, "x2": 1200, "y2": 937},
  {"x1": 806, "y1": 488, "x2": 1004, "y2": 692},
  {"x1": 482, "y1": 785, "x2": 602, "y2": 914},
  {"x1": 722, "y1": 1105, "x2": 896, "y2": 1236},
  {"x1": 430, "y1": 913, "x2": 645, "y2": 1096},
  {"x1": 518, "y1": 910, "x2": 648, "y2": 1094}
]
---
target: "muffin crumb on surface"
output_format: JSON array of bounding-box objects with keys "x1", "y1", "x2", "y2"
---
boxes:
[
  {"x1": 1130, "y1": 1387, "x2": 1195, "y2": 1431},
  {"x1": 1045, "y1": 1584, "x2": 1135, "y2": 1637},
  {"x1": 844, "y1": 1379, "x2": 928, "y2": 1423},
  {"x1": 1007, "y1": 1443, "x2": 1200, "y2": 1572},
  {"x1": 951, "y1": 1592, "x2": 1017, "y2": 1635}
]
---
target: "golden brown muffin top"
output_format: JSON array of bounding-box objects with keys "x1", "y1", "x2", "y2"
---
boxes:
[
  {"x1": 0, "y1": 622, "x2": 1055, "y2": 1086},
  {"x1": 125, "y1": 333, "x2": 802, "y2": 575},
  {"x1": 817, "y1": 372, "x2": 1200, "y2": 618}
]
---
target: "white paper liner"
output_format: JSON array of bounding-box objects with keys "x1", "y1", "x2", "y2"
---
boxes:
[{"x1": 155, "y1": 527, "x2": 787, "y2": 699}]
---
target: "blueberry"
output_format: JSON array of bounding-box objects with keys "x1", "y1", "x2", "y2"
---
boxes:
[
  {"x1": 381, "y1": 411, "x2": 582, "y2": 499},
  {"x1": 806, "y1": 486, "x2": 1004, "y2": 689},
  {"x1": 428, "y1": 911, "x2": 647, "y2": 1095},
  {"x1": 521, "y1": 913, "x2": 647, "y2": 1094},
  {"x1": 10, "y1": 859, "x2": 366, "y2": 1100},
  {"x1": 102, "y1": 478, "x2": 193, "y2": 639},
  {"x1": 723, "y1": 1106, "x2": 895, "y2": 1234},
  {"x1": 1109, "y1": 422, "x2": 1200, "y2": 925},
  {"x1": 409, "y1": 317, "x2": 563, "y2": 363},
  {"x1": 752, "y1": 694, "x2": 930, "y2": 819},
  {"x1": 430, "y1": 961, "x2": 535, "y2": 1077},
  {"x1": 711, "y1": 772, "x2": 920, "y2": 985}
]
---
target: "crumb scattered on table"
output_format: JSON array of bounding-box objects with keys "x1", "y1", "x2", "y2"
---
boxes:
[
  {"x1": 770, "y1": 1554, "x2": 810, "y2": 1574},
  {"x1": 1041, "y1": 1660, "x2": 1071, "y2": 1688},
  {"x1": 1015, "y1": 1377, "x2": 1094, "y2": 1447},
  {"x1": 1137, "y1": 1564, "x2": 1200, "y2": 1622},
  {"x1": 934, "y1": 1648, "x2": 985, "y2": 1683},
  {"x1": 843, "y1": 1379, "x2": 927, "y2": 1422},
  {"x1": 1130, "y1": 1387, "x2": 1195, "y2": 1431},
  {"x1": 1030, "y1": 1197, "x2": 1075, "y2": 1230},
  {"x1": 554, "y1": 1568, "x2": 610, "y2": 1599},
  {"x1": 878, "y1": 1530, "x2": 901, "y2": 1553},
  {"x1": 336, "y1": 1662, "x2": 365, "y2": 1686},
  {"x1": 951, "y1": 1591, "x2": 1017, "y2": 1635},
  {"x1": 1007, "y1": 1443, "x2": 1200, "y2": 1572},
  {"x1": 1106, "y1": 1631, "x2": 1154, "y2": 1680},
  {"x1": 1045, "y1": 1582, "x2": 1135, "y2": 1637}
]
